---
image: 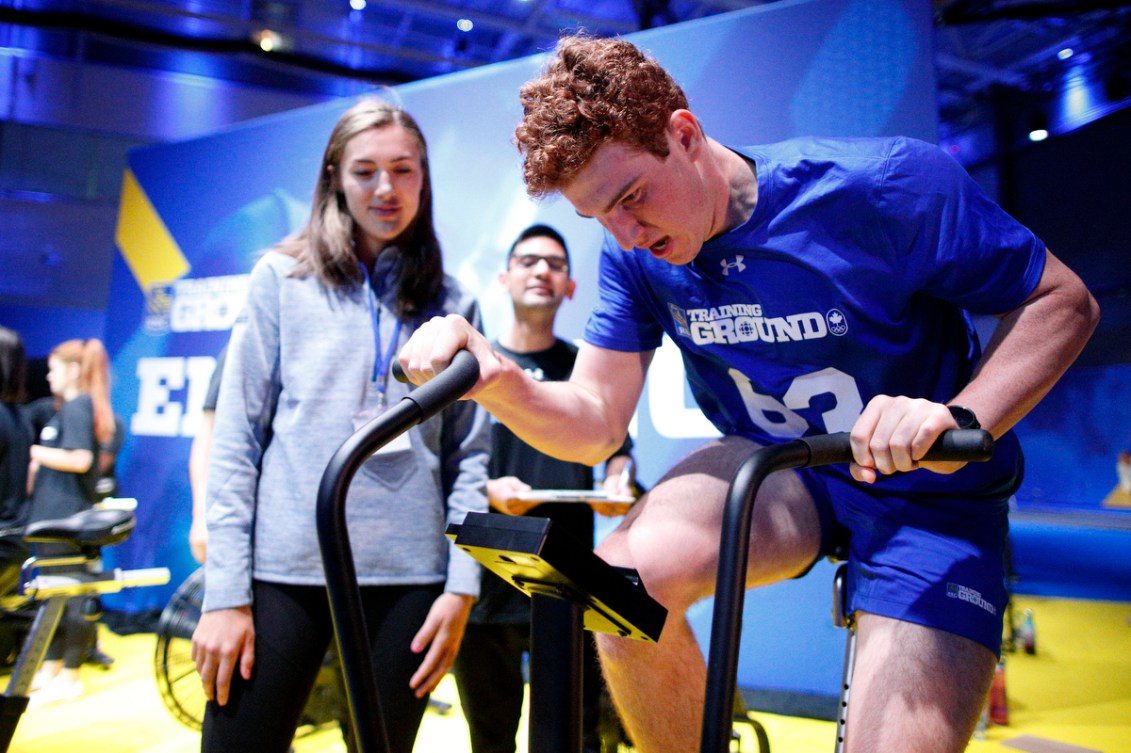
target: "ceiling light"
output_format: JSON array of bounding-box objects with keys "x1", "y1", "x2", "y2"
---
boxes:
[
  {"x1": 1057, "y1": 48, "x2": 1074, "y2": 61},
  {"x1": 253, "y1": 29, "x2": 293, "y2": 53},
  {"x1": 257, "y1": 29, "x2": 279, "y2": 52},
  {"x1": 456, "y1": 18, "x2": 474, "y2": 32},
  {"x1": 1026, "y1": 112, "x2": 1049, "y2": 142}
]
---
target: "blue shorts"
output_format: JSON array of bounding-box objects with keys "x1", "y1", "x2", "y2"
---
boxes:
[{"x1": 799, "y1": 466, "x2": 1014, "y2": 656}]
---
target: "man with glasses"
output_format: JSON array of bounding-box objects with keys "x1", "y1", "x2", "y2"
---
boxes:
[{"x1": 451, "y1": 223, "x2": 635, "y2": 753}]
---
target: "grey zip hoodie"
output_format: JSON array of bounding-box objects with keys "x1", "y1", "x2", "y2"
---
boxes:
[{"x1": 203, "y1": 250, "x2": 489, "y2": 612}]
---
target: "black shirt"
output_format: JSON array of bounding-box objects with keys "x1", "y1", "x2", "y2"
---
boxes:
[
  {"x1": 28, "y1": 393, "x2": 100, "y2": 525},
  {"x1": 0, "y1": 402, "x2": 32, "y2": 529}
]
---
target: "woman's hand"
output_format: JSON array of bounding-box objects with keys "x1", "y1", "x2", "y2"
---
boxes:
[
  {"x1": 408, "y1": 592, "x2": 474, "y2": 697},
  {"x1": 188, "y1": 521, "x2": 209, "y2": 564},
  {"x1": 192, "y1": 606, "x2": 256, "y2": 706}
]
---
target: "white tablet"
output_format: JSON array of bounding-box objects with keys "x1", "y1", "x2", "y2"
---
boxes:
[{"x1": 514, "y1": 489, "x2": 635, "y2": 504}]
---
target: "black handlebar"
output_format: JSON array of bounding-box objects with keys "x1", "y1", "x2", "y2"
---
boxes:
[
  {"x1": 387, "y1": 349, "x2": 479, "y2": 421},
  {"x1": 316, "y1": 349, "x2": 480, "y2": 753},
  {"x1": 800, "y1": 428, "x2": 993, "y2": 467},
  {"x1": 700, "y1": 429, "x2": 995, "y2": 753}
]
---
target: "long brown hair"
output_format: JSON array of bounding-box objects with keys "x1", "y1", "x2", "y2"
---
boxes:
[
  {"x1": 51, "y1": 338, "x2": 114, "y2": 447},
  {"x1": 276, "y1": 98, "x2": 444, "y2": 316}
]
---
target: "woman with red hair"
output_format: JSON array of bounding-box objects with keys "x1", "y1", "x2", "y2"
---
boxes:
[{"x1": 26, "y1": 337, "x2": 114, "y2": 705}]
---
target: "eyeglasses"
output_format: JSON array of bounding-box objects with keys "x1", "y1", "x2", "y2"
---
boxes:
[{"x1": 511, "y1": 253, "x2": 569, "y2": 273}]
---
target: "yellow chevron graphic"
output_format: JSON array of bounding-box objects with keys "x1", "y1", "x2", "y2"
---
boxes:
[{"x1": 115, "y1": 168, "x2": 189, "y2": 291}]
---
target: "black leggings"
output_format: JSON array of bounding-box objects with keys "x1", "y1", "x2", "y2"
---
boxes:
[
  {"x1": 201, "y1": 579, "x2": 441, "y2": 753},
  {"x1": 34, "y1": 541, "x2": 96, "y2": 669},
  {"x1": 452, "y1": 622, "x2": 604, "y2": 753},
  {"x1": 44, "y1": 594, "x2": 97, "y2": 668}
]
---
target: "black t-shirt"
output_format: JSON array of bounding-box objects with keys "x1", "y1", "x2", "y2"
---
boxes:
[
  {"x1": 470, "y1": 339, "x2": 633, "y2": 624},
  {"x1": 0, "y1": 402, "x2": 32, "y2": 529},
  {"x1": 28, "y1": 393, "x2": 100, "y2": 525},
  {"x1": 22, "y1": 396, "x2": 57, "y2": 439},
  {"x1": 95, "y1": 414, "x2": 126, "y2": 499}
]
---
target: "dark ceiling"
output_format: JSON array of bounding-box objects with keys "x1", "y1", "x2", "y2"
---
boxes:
[{"x1": 2, "y1": 0, "x2": 1130, "y2": 164}]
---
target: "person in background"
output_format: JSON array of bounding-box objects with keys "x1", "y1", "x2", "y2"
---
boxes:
[
  {"x1": 26, "y1": 338, "x2": 116, "y2": 704},
  {"x1": 0, "y1": 326, "x2": 31, "y2": 531},
  {"x1": 398, "y1": 34, "x2": 1100, "y2": 753},
  {"x1": 0, "y1": 326, "x2": 33, "y2": 668},
  {"x1": 187, "y1": 344, "x2": 226, "y2": 564},
  {"x1": 92, "y1": 413, "x2": 126, "y2": 502},
  {"x1": 18, "y1": 353, "x2": 120, "y2": 670},
  {"x1": 21, "y1": 393, "x2": 56, "y2": 448},
  {"x1": 190, "y1": 98, "x2": 490, "y2": 753},
  {"x1": 451, "y1": 224, "x2": 635, "y2": 753}
]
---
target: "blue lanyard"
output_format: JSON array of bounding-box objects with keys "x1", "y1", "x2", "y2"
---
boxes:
[{"x1": 360, "y1": 263, "x2": 403, "y2": 406}]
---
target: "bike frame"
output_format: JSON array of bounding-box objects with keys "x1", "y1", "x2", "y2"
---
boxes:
[
  {"x1": 316, "y1": 351, "x2": 479, "y2": 753},
  {"x1": 0, "y1": 508, "x2": 170, "y2": 752},
  {"x1": 699, "y1": 430, "x2": 993, "y2": 753}
]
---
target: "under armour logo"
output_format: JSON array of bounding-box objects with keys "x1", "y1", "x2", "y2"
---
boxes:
[{"x1": 721, "y1": 255, "x2": 746, "y2": 276}]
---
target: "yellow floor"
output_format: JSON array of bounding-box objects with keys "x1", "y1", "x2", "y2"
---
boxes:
[{"x1": 7, "y1": 594, "x2": 1130, "y2": 752}]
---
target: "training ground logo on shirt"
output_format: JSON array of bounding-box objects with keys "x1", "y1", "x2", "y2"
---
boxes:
[
  {"x1": 946, "y1": 582, "x2": 997, "y2": 616},
  {"x1": 671, "y1": 301, "x2": 848, "y2": 346}
]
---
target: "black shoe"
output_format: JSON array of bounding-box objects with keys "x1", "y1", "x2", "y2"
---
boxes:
[{"x1": 85, "y1": 647, "x2": 115, "y2": 669}]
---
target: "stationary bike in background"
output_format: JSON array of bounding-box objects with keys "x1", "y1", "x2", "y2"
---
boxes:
[{"x1": 0, "y1": 499, "x2": 170, "y2": 752}]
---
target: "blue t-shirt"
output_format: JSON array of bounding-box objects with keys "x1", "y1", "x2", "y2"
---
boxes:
[{"x1": 585, "y1": 136, "x2": 1044, "y2": 504}]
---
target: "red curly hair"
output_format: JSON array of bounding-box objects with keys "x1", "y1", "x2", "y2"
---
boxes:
[{"x1": 514, "y1": 34, "x2": 689, "y2": 198}]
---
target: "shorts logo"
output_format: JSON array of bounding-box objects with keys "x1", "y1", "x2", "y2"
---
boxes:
[
  {"x1": 946, "y1": 582, "x2": 997, "y2": 616},
  {"x1": 720, "y1": 255, "x2": 746, "y2": 276}
]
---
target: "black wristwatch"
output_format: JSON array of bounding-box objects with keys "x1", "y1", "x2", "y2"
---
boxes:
[{"x1": 947, "y1": 405, "x2": 981, "y2": 430}]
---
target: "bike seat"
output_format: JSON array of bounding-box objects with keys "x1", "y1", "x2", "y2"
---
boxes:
[{"x1": 24, "y1": 508, "x2": 136, "y2": 548}]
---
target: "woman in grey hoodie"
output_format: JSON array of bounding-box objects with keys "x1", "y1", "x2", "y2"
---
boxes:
[{"x1": 191, "y1": 98, "x2": 491, "y2": 753}]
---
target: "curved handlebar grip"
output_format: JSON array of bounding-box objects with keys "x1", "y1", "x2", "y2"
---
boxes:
[
  {"x1": 922, "y1": 428, "x2": 995, "y2": 462},
  {"x1": 801, "y1": 429, "x2": 994, "y2": 468},
  {"x1": 397, "y1": 349, "x2": 480, "y2": 423}
]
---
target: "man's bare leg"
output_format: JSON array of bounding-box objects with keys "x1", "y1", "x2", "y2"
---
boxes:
[
  {"x1": 596, "y1": 616, "x2": 706, "y2": 753},
  {"x1": 845, "y1": 613, "x2": 996, "y2": 753},
  {"x1": 593, "y1": 437, "x2": 821, "y2": 753}
]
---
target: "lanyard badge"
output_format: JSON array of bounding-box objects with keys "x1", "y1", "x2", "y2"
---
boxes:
[{"x1": 354, "y1": 263, "x2": 410, "y2": 454}]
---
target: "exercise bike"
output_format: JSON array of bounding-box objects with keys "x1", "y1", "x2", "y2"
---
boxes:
[
  {"x1": 317, "y1": 351, "x2": 993, "y2": 753},
  {"x1": 0, "y1": 501, "x2": 171, "y2": 752},
  {"x1": 317, "y1": 352, "x2": 674, "y2": 753}
]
